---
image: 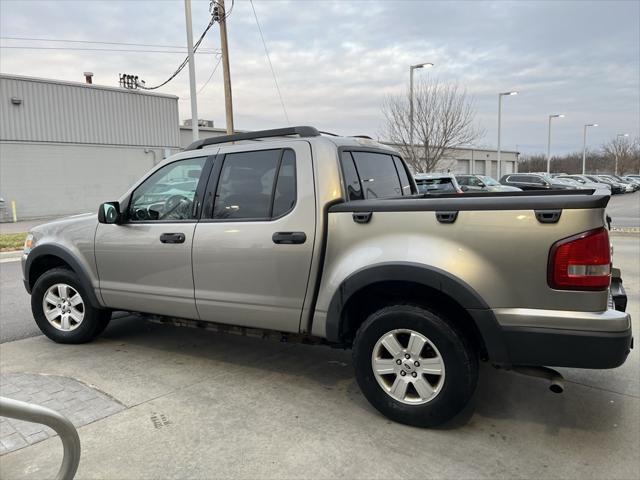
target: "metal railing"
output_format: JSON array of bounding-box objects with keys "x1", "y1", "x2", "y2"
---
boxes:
[{"x1": 0, "y1": 396, "x2": 81, "y2": 480}]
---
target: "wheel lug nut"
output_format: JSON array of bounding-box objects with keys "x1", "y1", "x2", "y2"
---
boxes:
[
  {"x1": 412, "y1": 372, "x2": 417, "y2": 378},
  {"x1": 396, "y1": 359, "x2": 402, "y2": 365},
  {"x1": 404, "y1": 354, "x2": 410, "y2": 359},
  {"x1": 414, "y1": 361, "x2": 420, "y2": 367},
  {"x1": 400, "y1": 371, "x2": 406, "y2": 376}
]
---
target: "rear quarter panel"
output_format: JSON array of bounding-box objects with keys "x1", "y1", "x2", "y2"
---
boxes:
[{"x1": 312, "y1": 206, "x2": 608, "y2": 337}]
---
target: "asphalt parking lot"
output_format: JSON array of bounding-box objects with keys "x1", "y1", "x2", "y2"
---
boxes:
[{"x1": 0, "y1": 196, "x2": 638, "y2": 479}]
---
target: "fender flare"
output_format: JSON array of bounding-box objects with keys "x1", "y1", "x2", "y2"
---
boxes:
[
  {"x1": 25, "y1": 244, "x2": 103, "y2": 309},
  {"x1": 325, "y1": 262, "x2": 510, "y2": 363}
]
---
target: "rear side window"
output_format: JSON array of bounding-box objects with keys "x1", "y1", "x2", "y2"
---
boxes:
[
  {"x1": 272, "y1": 150, "x2": 296, "y2": 218},
  {"x1": 212, "y1": 149, "x2": 295, "y2": 220},
  {"x1": 352, "y1": 152, "x2": 403, "y2": 199},
  {"x1": 393, "y1": 156, "x2": 413, "y2": 196},
  {"x1": 340, "y1": 152, "x2": 364, "y2": 201}
]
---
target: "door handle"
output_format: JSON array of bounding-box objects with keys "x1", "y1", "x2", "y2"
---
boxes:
[
  {"x1": 272, "y1": 232, "x2": 306, "y2": 244},
  {"x1": 160, "y1": 233, "x2": 186, "y2": 244}
]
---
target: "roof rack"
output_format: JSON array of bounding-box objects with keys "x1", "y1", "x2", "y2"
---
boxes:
[{"x1": 185, "y1": 126, "x2": 320, "y2": 151}]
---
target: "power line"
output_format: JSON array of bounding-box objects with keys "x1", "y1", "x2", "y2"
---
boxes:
[
  {"x1": 197, "y1": 55, "x2": 222, "y2": 95},
  {"x1": 249, "y1": 0, "x2": 290, "y2": 125},
  {"x1": 0, "y1": 46, "x2": 220, "y2": 54},
  {"x1": 0, "y1": 36, "x2": 218, "y2": 51}
]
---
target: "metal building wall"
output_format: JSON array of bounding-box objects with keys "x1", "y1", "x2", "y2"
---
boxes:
[
  {"x1": 0, "y1": 74, "x2": 181, "y2": 219},
  {"x1": 1, "y1": 74, "x2": 180, "y2": 147}
]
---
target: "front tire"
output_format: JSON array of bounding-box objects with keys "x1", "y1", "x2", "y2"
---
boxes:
[
  {"x1": 352, "y1": 304, "x2": 478, "y2": 427},
  {"x1": 31, "y1": 268, "x2": 110, "y2": 344}
]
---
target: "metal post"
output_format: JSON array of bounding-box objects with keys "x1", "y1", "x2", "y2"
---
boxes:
[
  {"x1": 615, "y1": 133, "x2": 629, "y2": 175},
  {"x1": 546, "y1": 116, "x2": 552, "y2": 173},
  {"x1": 218, "y1": 0, "x2": 234, "y2": 134},
  {"x1": 497, "y1": 91, "x2": 517, "y2": 179},
  {"x1": 409, "y1": 65, "x2": 415, "y2": 155},
  {"x1": 497, "y1": 94, "x2": 502, "y2": 179},
  {"x1": 0, "y1": 397, "x2": 81, "y2": 480},
  {"x1": 184, "y1": 0, "x2": 199, "y2": 142},
  {"x1": 582, "y1": 125, "x2": 588, "y2": 175}
]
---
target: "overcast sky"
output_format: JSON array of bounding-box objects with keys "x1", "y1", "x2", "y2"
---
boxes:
[{"x1": 1, "y1": 0, "x2": 638, "y2": 154}]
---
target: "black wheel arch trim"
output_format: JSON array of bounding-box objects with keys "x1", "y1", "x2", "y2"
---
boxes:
[
  {"x1": 325, "y1": 262, "x2": 510, "y2": 363},
  {"x1": 24, "y1": 244, "x2": 103, "y2": 309}
]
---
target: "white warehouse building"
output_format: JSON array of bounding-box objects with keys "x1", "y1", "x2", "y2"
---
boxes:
[{"x1": 0, "y1": 74, "x2": 181, "y2": 219}]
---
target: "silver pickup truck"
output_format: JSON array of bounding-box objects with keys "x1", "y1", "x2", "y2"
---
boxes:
[{"x1": 21, "y1": 126, "x2": 632, "y2": 427}]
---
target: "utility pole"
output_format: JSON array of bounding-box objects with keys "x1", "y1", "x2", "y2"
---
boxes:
[
  {"x1": 184, "y1": 0, "x2": 199, "y2": 142},
  {"x1": 217, "y1": 0, "x2": 234, "y2": 134}
]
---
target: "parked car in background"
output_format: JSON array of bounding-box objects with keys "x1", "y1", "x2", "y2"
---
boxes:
[
  {"x1": 456, "y1": 174, "x2": 521, "y2": 192},
  {"x1": 598, "y1": 175, "x2": 634, "y2": 193},
  {"x1": 611, "y1": 175, "x2": 640, "y2": 192},
  {"x1": 622, "y1": 176, "x2": 640, "y2": 187},
  {"x1": 500, "y1": 173, "x2": 574, "y2": 191},
  {"x1": 585, "y1": 175, "x2": 625, "y2": 194},
  {"x1": 414, "y1": 173, "x2": 463, "y2": 194},
  {"x1": 555, "y1": 175, "x2": 611, "y2": 195}
]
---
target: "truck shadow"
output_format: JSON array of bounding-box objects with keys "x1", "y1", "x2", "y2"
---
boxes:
[{"x1": 101, "y1": 315, "x2": 627, "y2": 434}]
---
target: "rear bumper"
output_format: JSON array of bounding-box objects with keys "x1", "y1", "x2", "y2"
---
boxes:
[
  {"x1": 493, "y1": 307, "x2": 633, "y2": 369},
  {"x1": 501, "y1": 324, "x2": 632, "y2": 369}
]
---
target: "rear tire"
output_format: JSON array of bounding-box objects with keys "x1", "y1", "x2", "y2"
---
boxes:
[
  {"x1": 352, "y1": 304, "x2": 478, "y2": 427},
  {"x1": 31, "y1": 268, "x2": 110, "y2": 344}
]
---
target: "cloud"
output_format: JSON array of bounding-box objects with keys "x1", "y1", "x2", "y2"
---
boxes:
[{"x1": 1, "y1": 0, "x2": 638, "y2": 153}]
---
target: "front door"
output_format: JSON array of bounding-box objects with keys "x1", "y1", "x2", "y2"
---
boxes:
[
  {"x1": 95, "y1": 155, "x2": 213, "y2": 319},
  {"x1": 192, "y1": 141, "x2": 316, "y2": 333}
]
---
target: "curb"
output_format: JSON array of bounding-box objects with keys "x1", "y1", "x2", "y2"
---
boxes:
[{"x1": 0, "y1": 250, "x2": 22, "y2": 263}]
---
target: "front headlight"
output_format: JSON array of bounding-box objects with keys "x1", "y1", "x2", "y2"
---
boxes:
[{"x1": 23, "y1": 233, "x2": 34, "y2": 255}]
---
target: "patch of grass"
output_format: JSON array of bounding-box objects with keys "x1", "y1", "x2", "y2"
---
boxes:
[{"x1": 0, "y1": 232, "x2": 27, "y2": 251}]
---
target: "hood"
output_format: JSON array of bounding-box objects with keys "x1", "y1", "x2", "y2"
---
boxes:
[{"x1": 30, "y1": 212, "x2": 97, "y2": 244}]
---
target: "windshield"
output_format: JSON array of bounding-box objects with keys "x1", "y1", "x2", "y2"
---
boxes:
[{"x1": 479, "y1": 176, "x2": 500, "y2": 186}]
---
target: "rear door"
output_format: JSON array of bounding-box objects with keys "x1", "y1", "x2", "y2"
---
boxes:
[{"x1": 192, "y1": 141, "x2": 316, "y2": 333}]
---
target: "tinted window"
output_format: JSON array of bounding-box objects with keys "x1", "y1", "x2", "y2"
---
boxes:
[
  {"x1": 129, "y1": 157, "x2": 206, "y2": 221},
  {"x1": 340, "y1": 152, "x2": 364, "y2": 201},
  {"x1": 352, "y1": 152, "x2": 403, "y2": 199},
  {"x1": 508, "y1": 175, "x2": 529, "y2": 183},
  {"x1": 272, "y1": 150, "x2": 296, "y2": 218},
  {"x1": 213, "y1": 150, "x2": 280, "y2": 219},
  {"x1": 393, "y1": 156, "x2": 413, "y2": 195},
  {"x1": 415, "y1": 178, "x2": 456, "y2": 193}
]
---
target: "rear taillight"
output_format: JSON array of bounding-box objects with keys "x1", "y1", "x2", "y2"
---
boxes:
[{"x1": 548, "y1": 227, "x2": 611, "y2": 291}]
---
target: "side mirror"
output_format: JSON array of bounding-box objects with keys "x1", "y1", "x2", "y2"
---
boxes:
[
  {"x1": 478, "y1": 182, "x2": 486, "y2": 188},
  {"x1": 460, "y1": 185, "x2": 469, "y2": 192},
  {"x1": 98, "y1": 202, "x2": 122, "y2": 224}
]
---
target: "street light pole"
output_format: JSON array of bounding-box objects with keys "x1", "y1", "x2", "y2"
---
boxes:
[
  {"x1": 582, "y1": 123, "x2": 598, "y2": 174},
  {"x1": 497, "y1": 91, "x2": 518, "y2": 179},
  {"x1": 184, "y1": 0, "x2": 199, "y2": 142},
  {"x1": 546, "y1": 114, "x2": 565, "y2": 173},
  {"x1": 614, "y1": 133, "x2": 629, "y2": 175},
  {"x1": 409, "y1": 62, "x2": 433, "y2": 162}
]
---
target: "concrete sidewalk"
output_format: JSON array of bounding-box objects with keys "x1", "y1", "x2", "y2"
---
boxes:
[{"x1": 1, "y1": 313, "x2": 639, "y2": 480}]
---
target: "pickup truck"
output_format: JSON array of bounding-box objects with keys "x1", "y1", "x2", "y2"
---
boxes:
[{"x1": 21, "y1": 126, "x2": 633, "y2": 427}]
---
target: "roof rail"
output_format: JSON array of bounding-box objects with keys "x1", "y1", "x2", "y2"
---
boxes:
[{"x1": 185, "y1": 126, "x2": 320, "y2": 151}]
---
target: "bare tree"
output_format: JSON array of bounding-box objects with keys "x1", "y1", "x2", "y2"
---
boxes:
[
  {"x1": 602, "y1": 135, "x2": 639, "y2": 175},
  {"x1": 382, "y1": 78, "x2": 484, "y2": 173}
]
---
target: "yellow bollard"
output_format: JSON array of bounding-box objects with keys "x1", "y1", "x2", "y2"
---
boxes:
[{"x1": 11, "y1": 200, "x2": 17, "y2": 223}]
